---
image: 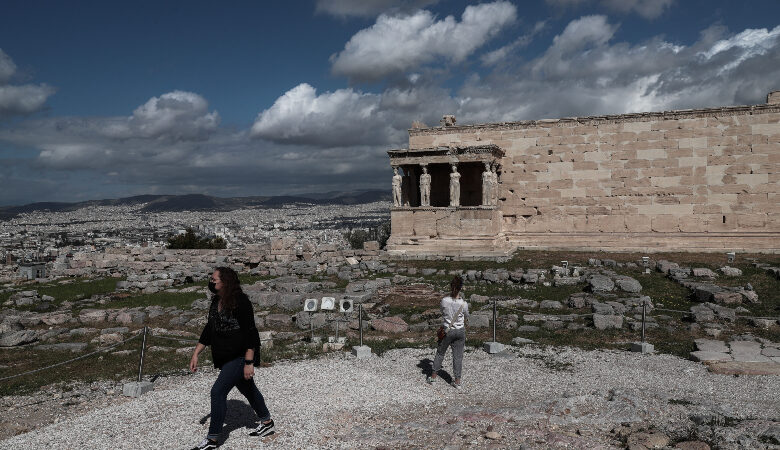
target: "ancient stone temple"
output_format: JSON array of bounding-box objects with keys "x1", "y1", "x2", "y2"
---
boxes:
[{"x1": 386, "y1": 92, "x2": 780, "y2": 258}]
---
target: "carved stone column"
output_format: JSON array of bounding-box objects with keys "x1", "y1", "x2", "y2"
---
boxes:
[
  {"x1": 481, "y1": 162, "x2": 492, "y2": 206},
  {"x1": 391, "y1": 166, "x2": 402, "y2": 207},
  {"x1": 449, "y1": 163, "x2": 461, "y2": 207},
  {"x1": 419, "y1": 164, "x2": 431, "y2": 207}
]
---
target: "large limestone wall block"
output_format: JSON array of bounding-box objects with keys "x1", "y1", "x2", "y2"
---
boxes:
[{"x1": 651, "y1": 215, "x2": 679, "y2": 232}]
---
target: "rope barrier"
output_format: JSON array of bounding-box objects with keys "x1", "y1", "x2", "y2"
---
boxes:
[
  {"x1": 652, "y1": 308, "x2": 691, "y2": 315},
  {"x1": 0, "y1": 330, "x2": 143, "y2": 382}
]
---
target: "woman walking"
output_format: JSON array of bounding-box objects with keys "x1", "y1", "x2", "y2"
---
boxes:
[
  {"x1": 189, "y1": 267, "x2": 275, "y2": 450},
  {"x1": 428, "y1": 275, "x2": 469, "y2": 389}
]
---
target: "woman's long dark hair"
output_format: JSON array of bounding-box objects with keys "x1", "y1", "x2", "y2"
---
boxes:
[
  {"x1": 215, "y1": 266, "x2": 244, "y2": 311},
  {"x1": 450, "y1": 275, "x2": 463, "y2": 298}
]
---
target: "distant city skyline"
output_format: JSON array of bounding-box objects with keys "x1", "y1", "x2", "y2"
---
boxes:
[{"x1": 1, "y1": 0, "x2": 779, "y2": 206}]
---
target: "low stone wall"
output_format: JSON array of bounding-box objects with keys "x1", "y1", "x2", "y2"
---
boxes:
[{"x1": 47, "y1": 238, "x2": 382, "y2": 278}]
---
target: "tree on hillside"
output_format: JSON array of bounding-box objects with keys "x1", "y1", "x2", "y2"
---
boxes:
[{"x1": 167, "y1": 228, "x2": 227, "y2": 249}]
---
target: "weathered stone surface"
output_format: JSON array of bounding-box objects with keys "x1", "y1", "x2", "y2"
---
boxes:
[
  {"x1": 694, "y1": 339, "x2": 729, "y2": 353},
  {"x1": 265, "y1": 314, "x2": 293, "y2": 327},
  {"x1": 116, "y1": 311, "x2": 146, "y2": 325},
  {"x1": 79, "y1": 309, "x2": 108, "y2": 323},
  {"x1": 521, "y1": 273, "x2": 538, "y2": 283},
  {"x1": 591, "y1": 302, "x2": 614, "y2": 315},
  {"x1": 690, "y1": 305, "x2": 715, "y2": 323},
  {"x1": 674, "y1": 441, "x2": 710, "y2": 450},
  {"x1": 588, "y1": 275, "x2": 614, "y2": 292},
  {"x1": 718, "y1": 266, "x2": 742, "y2": 276},
  {"x1": 740, "y1": 290, "x2": 759, "y2": 303},
  {"x1": 712, "y1": 291, "x2": 743, "y2": 305},
  {"x1": 706, "y1": 361, "x2": 780, "y2": 375},
  {"x1": 539, "y1": 300, "x2": 563, "y2": 309},
  {"x1": 693, "y1": 285, "x2": 722, "y2": 303},
  {"x1": 566, "y1": 293, "x2": 591, "y2": 309},
  {"x1": 592, "y1": 314, "x2": 622, "y2": 330},
  {"x1": 553, "y1": 276, "x2": 580, "y2": 286},
  {"x1": 36, "y1": 342, "x2": 88, "y2": 352},
  {"x1": 692, "y1": 268, "x2": 717, "y2": 278},
  {"x1": 469, "y1": 294, "x2": 490, "y2": 303},
  {"x1": 762, "y1": 347, "x2": 780, "y2": 357},
  {"x1": 469, "y1": 314, "x2": 490, "y2": 328},
  {"x1": 615, "y1": 277, "x2": 642, "y2": 293},
  {"x1": 626, "y1": 431, "x2": 670, "y2": 450},
  {"x1": 512, "y1": 337, "x2": 535, "y2": 345},
  {"x1": 0, "y1": 320, "x2": 23, "y2": 334},
  {"x1": 0, "y1": 330, "x2": 37, "y2": 347},
  {"x1": 370, "y1": 316, "x2": 408, "y2": 333},
  {"x1": 690, "y1": 351, "x2": 732, "y2": 362}
]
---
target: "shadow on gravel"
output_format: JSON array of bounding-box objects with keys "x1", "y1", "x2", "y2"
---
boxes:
[
  {"x1": 417, "y1": 358, "x2": 453, "y2": 384},
  {"x1": 196, "y1": 400, "x2": 260, "y2": 446}
]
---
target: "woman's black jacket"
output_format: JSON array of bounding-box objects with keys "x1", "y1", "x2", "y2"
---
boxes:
[{"x1": 198, "y1": 292, "x2": 260, "y2": 368}]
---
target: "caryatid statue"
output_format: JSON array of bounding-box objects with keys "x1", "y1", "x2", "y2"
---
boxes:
[
  {"x1": 419, "y1": 165, "x2": 431, "y2": 207},
  {"x1": 490, "y1": 163, "x2": 499, "y2": 206},
  {"x1": 482, "y1": 162, "x2": 492, "y2": 206},
  {"x1": 392, "y1": 166, "x2": 402, "y2": 207},
  {"x1": 449, "y1": 164, "x2": 461, "y2": 207}
]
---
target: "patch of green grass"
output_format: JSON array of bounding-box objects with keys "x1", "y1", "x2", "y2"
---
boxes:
[
  {"x1": 256, "y1": 340, "x2": 321, "y2": 363},
  {"x1": 645, "y1": 326, "x2": 696, "y2": 359},
  {"x1": 0, "y1": 290, "x2": 13, "y2": 304},
  {"x1": 94, "y1": 291, "x2": 204, "y2": 310},
  {"x1": 307, "y1": 274, "x2": 349, "y2": 290},
  {"x1": 0, "y1": 337, "x2": 194, "y2": 396},
  {"x1": 239, "y1": 274, "x2": 276, "y2": 285},
  {"x1": 518, "y1": 284, "x2": 584, "y2": 303},
  {"x1": 464, "y1": 283, "x2": 526, "y2": 298},
  {"x1": 36, "y1": 277, "x2": 121, "y2": 303},
  {"x1": 618, "y1": 271, "x2": 692, "y2": 311},
  {"x1": 363, "y1": 338, "x2": 428, "y2": 356}
]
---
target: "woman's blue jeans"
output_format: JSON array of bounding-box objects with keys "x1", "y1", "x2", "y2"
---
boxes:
[{"x1": 207, "y1": 357, "x2": 271, "y2": 439}]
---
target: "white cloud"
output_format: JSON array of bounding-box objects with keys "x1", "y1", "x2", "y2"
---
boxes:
[
  {"x1": 0, "y1": 48, "x2": 56, "y2": 119},
  {"x1": 546, "y1": 0, "x2": 674, "y2": 19},
  {"x1": 698, "y1": 26, "x2": 780, "y2": 74},
  {"x1": 315, "y1": 0, "x2": 439, "y2": 18},
  {"x1": 330, "y1": 1, "x2": 517, "y2": 81},
  {"x1": 0, "y1": 49, "x2": 16, "y2": 84},
  {"x1": 600, "y1": 0, "x2": 673, "y2": 19},
  {"x1": 250, "y1": 83, "x2": 388, "y2": 146},
  {"x1": 457, "y1": 19, "x2": 780, "y2": 122},
  {"x1": 481, "y1": 21, "x2": 547, "y2": 66},
  {"x1": 250, "y1": 82, "x2": 458, "y2": 147},
  {"x1": 127, "y1": 90, "x2": 220, "y2": 140}
]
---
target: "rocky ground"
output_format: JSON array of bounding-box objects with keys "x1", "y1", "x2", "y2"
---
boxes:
[
  {"x1": 1, "y1": 252, "x2": 778, "y2": 448},
  {"x1": 1, "y1": 345, "x2": 779, "y2": 449}
]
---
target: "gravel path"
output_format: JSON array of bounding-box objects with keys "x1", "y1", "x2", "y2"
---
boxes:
[{"x1": 2, "y1": 345, "x2": 779, "y2": 449}]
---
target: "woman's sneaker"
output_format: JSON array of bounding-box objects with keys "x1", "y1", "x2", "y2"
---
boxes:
[
  {"x1": 190, "y1": 438, "x2": 217, "y2": 449},
  {"x1": 426, "y1": 376, "x2": 436, "y2": 384},
  {"x1": 249, "y1": 419, "x2": 275, "y2": 437}
]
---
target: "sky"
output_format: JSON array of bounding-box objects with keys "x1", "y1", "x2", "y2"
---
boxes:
[{"x1": 1, "y1": 0, "x2": 779, "y2": 206}]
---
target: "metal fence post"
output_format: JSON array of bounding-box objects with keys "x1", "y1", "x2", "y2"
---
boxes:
[
  {"x1": 641, "y1": 301, "x2": 647, "y2": 343},
  {"x1": 137, "y1": 326, "x2": 148, "y2": 383},
  {"x1": 492, "y1": 298, "x2": 497, "y2": 343},
  {"x1": 359, "y1": 303, "x2": 364, "y2": 347},
  {"x1": 310, "y1": 312, "x2": 314, "y2": 342}
]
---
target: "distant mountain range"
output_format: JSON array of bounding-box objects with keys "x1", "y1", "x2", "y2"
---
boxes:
[{"x1": 0, "y1": 190, "x2": 391, "y2": 220}]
